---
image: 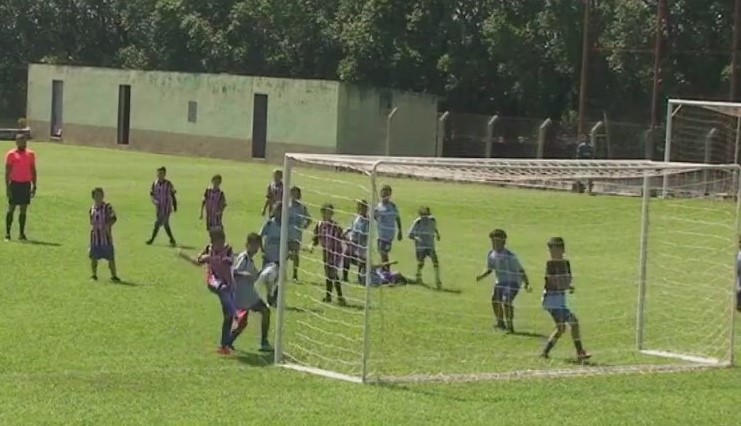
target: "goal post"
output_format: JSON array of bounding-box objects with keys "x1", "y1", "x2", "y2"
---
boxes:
[
  {"x1": 663, "y1": 99, "x2": 741, "y2": 197},
  {"x1": 274, "y1": 155, "x2": 739, "y2": 384}
]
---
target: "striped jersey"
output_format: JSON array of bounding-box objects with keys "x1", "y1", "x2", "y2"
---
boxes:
[
  {"x1": 89, "y1": 202, "x2": 116, "y2": 246},
  {"x1": 203, "y1": 187, "x2": 226, "y2": 216},
  {"x1": 150, "y1": 179, "x2": 177, "y2": 211},
  {"x1": 200, "y1": 243, "x2": 234, "y2": 286},
  {"x1": 313, "y1": 220, "x2": 343, "y2": 255},
  {"x1": 266, "y1": 181, "x2": 283, "y2": 206}
]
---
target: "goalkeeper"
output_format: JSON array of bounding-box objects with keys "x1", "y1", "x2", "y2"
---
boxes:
[
  {"x1": 230, "y1": 232, "x2": 273, "y2": 352},
  {"x1": 540, "y1": 237, "x2": 590, "y2": 361}
]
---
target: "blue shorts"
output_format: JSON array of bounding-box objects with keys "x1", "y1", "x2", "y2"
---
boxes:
[
  {"x1": 548, "y1": 307, "x2": 576, "y2": 325},
  {"x1": 492, "y1": 283, "x2": 519, "y2": 304},
  {"x1": 377, "y1": 239, "x2": 393, "y2": 254},
  {"x1": 89, "y1": 245, "x2": 114, "y2": 261},
  {"x1": 208, "y1": 284, "x2": 236, "y2": 317},
  {"x1": 415, "y1": 248, "x2": 438, "y2": 263}
]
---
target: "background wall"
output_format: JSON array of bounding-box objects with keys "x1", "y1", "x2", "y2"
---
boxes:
[{"x1": 26, "y1": 65, "x2": 340, "y2": 161}]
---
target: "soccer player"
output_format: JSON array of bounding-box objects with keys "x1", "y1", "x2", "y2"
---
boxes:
[
  {"x1": 540, "y1": 237, "x2": 591, "y2": 361},
  {"x1": 312, "y1": 203, "x2": 345, "y2": 305},
  {"x1": 181, "y1": 227, "x2": 236, "y2": 355},
  {"x1": 5, "y1": 133, "x2": 37, "y2": 241},
  {"x1": 89, "y1": 187, "x2": 120, "y2": 282},
  {"x1": 365, "y1": 260, "x2": 410, "y2": 286},
  {"x1": 146, "y1": 166, "x2": 178, "y2": 246},
  {"x1": 475, "y1": 229, "x2": 530, "y2": 333},
  {"x1": 408, "y1": 206, "x2": 441, "y2": 288},
  {"x1": 287, "y1": 186, "x2": 311, "y2": 281},
  {"x1": 374, "y1": 185, "x2": 402, "y2": 267},
  {"x1": 343, "y1": 200, "x2": 369, "y2": 284},
  {"x1": 230, "y1": 232, "x2": 272, "y2": 352},
  {"x1": 261, "y1": 169, "x2": 283, "y2": 217},
  {"x1": 200, "y1": 175, "x2": 226, "y2": 231},
  {"x1": 575, "y1": 136, "x2": 595, "y2": 194},
  {"x1": 260, "y1": 202, "x2": 282, "y2": 305}
]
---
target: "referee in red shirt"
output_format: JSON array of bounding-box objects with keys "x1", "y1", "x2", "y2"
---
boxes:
[{"x1": 5, "y1": 133, "x2": 37, "y2": 241}]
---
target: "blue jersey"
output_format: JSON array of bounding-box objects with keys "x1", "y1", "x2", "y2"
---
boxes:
[
  {"x1": 349, "y1": 214, "x2": 369, "y2": 247},
  {"x1": 260, "y1": 218, "x2": 281, "y2": 263},
  {"x1": 487, "y1": 249, "x2": 525, "y2": 288},
  {"x1": 408, "y1": 216, "x2": 437, "y2": 250},
  {"x1": 374, "y1": 201, "x2": 399, "y2": 242},
  {"x1": 288, "y1": 201, "x2": 310, "y2": 242}
]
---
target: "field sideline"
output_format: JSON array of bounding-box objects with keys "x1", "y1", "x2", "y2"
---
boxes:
[{"x1": 0, "y1": 141, "x2": 739, "y2": 425}]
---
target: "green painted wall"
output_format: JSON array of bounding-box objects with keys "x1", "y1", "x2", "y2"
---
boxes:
[
  {"x1": 336, "y1": 85, "x2": 388, "y2": 155},
  {"x1": 27, "y1": 65, "x2": 340, "y2": 148},
  {"x1": 387, "y1": 91, "x2": 438, "y2": 157}
]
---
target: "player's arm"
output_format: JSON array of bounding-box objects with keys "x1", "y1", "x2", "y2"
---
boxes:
[
  {"x1": 261, "y1": 186, "x2": 272, "y2": 215},
  {"x1": 302, "y1": 207, "x2": 312, "y2": 229},
  {"x1": 171, "y1": 188, "x2": 178, "y2": 212},
  {"x1": 106, "y1": 205, "x2": 117, "y2": 227},
  {"x1": 30, "y1": 153, "x2": 37, "y2": 195},
  {"x1": 310, "y1": 223, "x2": 320, "y2": 251},
  {"x1": 221, "y1": 192, "x2": 227, "y2": 211},
  {"x1": 433, "y1": 218, "x2": 441, "y2": 241},
  {"x1": 476, "y1": 269, "x2": 492, "y2": 282},
  {"x1": 200, "y1": 189, "x2": 207, "y2": 218},
  {"x1": 395, "y1": 206, "x2": 403, "y2": 241},
  {"x1": 516, "y1": 257, "x2": 531, "y2": 291},
  {"x1": 407, "y1": 218, "x2": 419, "y2": 241},
  {"x1": 4, "y1": 153, "x2": 11, "y2": 196}
]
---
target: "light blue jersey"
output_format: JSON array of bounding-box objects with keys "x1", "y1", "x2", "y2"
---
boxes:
[
  {"x1": 408, "y1": 216, "x2": 437, "y2": 250},
  {"x1": 260, "y1": 218, "x2": 281, "y2": 263},
  {"x1": 288, "y1": 201, "x2": 310, "y2": 242},
  {"x1": 349, "y1": 214, "x2": 369, "y2": 247},
  {"x1": 487, "y1": 249, "x2": 524, "y2": 289},
  {"x1": 374, "y1": 201, "x2": 399, "y2": 242},
  {"x1": 233, "y1": 251, "x2": 261, "y2": 310}
]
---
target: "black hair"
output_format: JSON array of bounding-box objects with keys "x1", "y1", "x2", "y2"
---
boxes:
[
  {"x1": 157, "y1": 166, "x2": 167, "y2": 173},
  {"x1": 548, "y1": 237, "x2": 566, "y2": 249},
  {"x1": 211, "y1": 174, "x2": 222, "y2": 182},
  {"x1": 418, "y1": 206, "x2": 431, "y2": 216},
  {"x1": 291, "y1": 186, "x2": 302, "y2": 196},
  {"x1": 246, "y1": 232, "x2": 261, "y2": 244},
  {"x1": 357, "y1": 199, "x2": 368, "y2": 208},
  {"x1": 489, "y1": 229, "x2": 507, "y2": 240},
  {"x1": 91, "y1": 187, "x2": 104, "y2": 198},
  {"x1": 321, "y1": 203, "x2": 334, "y2": 213},
  {"x1": 381, "y1": 184, "x2": 392, "y2": 192}
]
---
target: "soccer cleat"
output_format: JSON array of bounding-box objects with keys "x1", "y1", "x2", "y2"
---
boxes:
[
  {"x1": 18, "y1": 234, "x2": 27, "y2": 241},
  {"x1": 259, "y1": 341, "x2": 273, "y2": 352},
  {"x1": 494, "y1": 321, "x2": 507, "y2": 331},
  {"x1": 228, "y1": 345, "x2": 237, "y2": 352},
  {"x1": 540, "y1": 352, "x2": 550, "y2": 359},
  {"x1": 577, "y1": 351, "x2": 592, "y2": 361},
  {"x1": 322, "y1": 295, "x2": 332, "y2": 303},
  {"x1": 110, "y1": 276, "x2": 121, "y2": 283},
  {"x1": 145, "y1": 239, "x2": 154, "y2": 245},
  {"x1": 169, "y1": 239, "x2": 177, "y2": 247},
  {"x1": 435, "y1": 281, "x2": 443, "y2": 290},
  {"x1": 506, "y1": 326, "x2": 515, "y2": 335},
  {"x1": 216, "y1": 346, "x2": 232, "y2": 355},
  {"x1": 4, "y1": 234, "x2": 10, "y2": 242},
  {"x1": 338, "y1": 297, "x2": 347, "y2": 306},
  {"x1": 90, "y1": 275, "x2": 98, "y2": 281}
]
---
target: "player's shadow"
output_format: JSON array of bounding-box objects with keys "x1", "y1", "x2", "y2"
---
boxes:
[
  {"x1": 174, "y1": 244, "x2": 197, "y2": 250},
  {"x1": 22, "y1": 239, "x2": 62, "y2": 247},
  {"x1": 564, "y1": 358, "x2": 609, "y2": 368},
  {"x1": 413, "y1": 282, "x2": 463, "y2": 295},
  {"x1": 286, "y1": 306, "x2": 325, "y2": 314},
  {"x1": 109, "y1": 279, "x2": 140, "y2": 287},
  {"x1": 234, "y1": 350, "x2": 274, "y2": 367},
  {"x1": 509, "y1": 331, "x2": 549, "y2": 339}
]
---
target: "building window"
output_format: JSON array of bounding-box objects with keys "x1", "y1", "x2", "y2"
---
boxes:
[{"x1": 188, "y1": 101, "x2": 198, "y2": 123}]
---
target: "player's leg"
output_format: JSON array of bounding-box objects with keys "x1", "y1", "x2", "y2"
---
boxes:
[
  {"x1": 214, "y1": 286, "x2": 236, "y2": 353},
  {"x1": 542, "y1": 312, "x2": 567, "y2": 358},
  {"x1": 17, "y1": 204, "x2": 28, "y2": 240},
  {"x1": 322, "y1": 257, "x2": 333, "y2": 302},
  {"x1": 162, "y1": 212, "x2": 176, "y2": 246},
  {"x1": 105, "y1": 246, "x2": 120, "y2": 281},
  {"x1": 415, "y1": 249, "x2": 425, "y2": 283},
  {"x1": 736, "y1": 290, "x2": 741, "y2": 313},
  {"x1": 147, "y1": 209, "x2": 163, "y2": 245},
  {"x1": 90, "y1": 258, "x2": 99, "y2": 280},
  {"x1": 5, "y1": 202, "x2": 16, "y2": 240},
  {"x1": 430, "y1": 250, "x2": 441, "y2": 288},
  {"x1": 342, "y1": 246, "x2": 353, "y2": 282},
  {"x1": 491, "y1": 288, "x2": 506, "y2": 330},
  {"x1": 228, "y1": 309, "x2": 249, "y2": 348},
  {"x1": 502, "y1": 287, "x2": 519, "y2": 333},
  {"x1": 289, "y1": 241, "x2": 300, "y2": 281},
  {"x1": 378, "y1": 240, "x2": 390, "y2": 267},
  {"x1": 568, "y1": 313, "x2": 590, "y2": 359},
  {"x1": 330, "y1": 259, "x2": 345, "y2": 305},
  {"x1": 255, "y1": 302, "x2": 272, "y2": 350}
]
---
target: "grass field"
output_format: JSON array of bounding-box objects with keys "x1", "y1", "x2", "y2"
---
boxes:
[{"x1": 1, "y1": 141, "x2": 740, "y2": 425}]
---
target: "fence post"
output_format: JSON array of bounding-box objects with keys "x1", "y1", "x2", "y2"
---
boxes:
[
  {"x1": 485, "y1": 115, "x2": 499, "y2": 158},
  {"x1": 385, "y1": 107, "x2": 399, "y2": 157},
  {"x1": 590, "y1": 121, "x2": 604, "y2": 158},
  {"x1": 703, "y1": 128, "x2": 718, "y2": 194},
  {"x1": 436, "y1": 111, "x2": 449, "y2": 157},
  {"x1": 537, "y1": 118, "x2": 552, "y2": 159}
]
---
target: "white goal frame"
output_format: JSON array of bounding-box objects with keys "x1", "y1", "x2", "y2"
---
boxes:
[
  {"x1": 273, "y1": 155, "x2": 740, "y2": 384},
  {"x1": 662, "y1": 98, "x2": 741, "y2": 197}
]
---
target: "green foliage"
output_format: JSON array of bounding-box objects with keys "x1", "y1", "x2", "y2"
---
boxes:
[{"x1": 0, "y1": 0, "x2": 737, "y2": 120}]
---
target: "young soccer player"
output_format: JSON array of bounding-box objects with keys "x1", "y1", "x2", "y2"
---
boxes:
[
  {"x1": 89, "y1": 187, "x2": 120, "y2": 282},
  {"x1": 374, "y1": 185, "x2": 402, "y2": 267},
  {"x1": 230, "y1": 232, "x2": 272, "y2": 352},
  {"x1": 260, "y1": 202, "x2": 282, "y2": 305},
  {"x1": 540, "y1": 237, "x2": 591, "y2": 361},
  {"x1": 343, "y1": 199, "x2": 369, "y2": 283},
  {"x1": 365, "y1": 260, "x2": 410, "y2": 286},
  {"x1": 287, "y1": 186, "x2": 311, "y2": 281},
  {"x1": 312, "y1": 203, "x2": 346, "y2": 305},
  {"x1": 475, "y1": 229, "x2": 530, "y2": 333},
  {"x1": 180, "y1": 227, "x2": 236, "y2": 355},
  {"x1": 146, "y1": 166, "x2": 178, "y2": 246},
  {"x1": 200, "y1": 175, "x2": 226, "y2": 231},
  {"x1": 261, "y1": 169, "x2": 283, "y2": 217},
  {"x1": 408, "y1": 206, "x2": 441, "y2": 288}
]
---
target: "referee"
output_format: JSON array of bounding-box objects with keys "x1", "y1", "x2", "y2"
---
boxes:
[{"x1": 5, "y1": 133, "x2": 37, "y2": 241}]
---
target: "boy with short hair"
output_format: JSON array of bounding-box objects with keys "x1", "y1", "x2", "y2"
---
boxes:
[
  {"x1": 230, "y1": 232, "x2": 273, "y2": 352},
  {"x1": 312, "y1": 203, "x2": 345, "y2": 305},
  {"x1": 476, "y1": 229, "x2": 530, "y2": 333},
  {"x1": 260, "y1": 202, "x2": 282, "y2": 305},
  {"x1": 146, "y1": 166, "x2": 178, "y2": 246},
  {"x1": 343, "y1": 199, "x2": 369, "y2": 283},
  {"x1": 262, "y1": 169, "x2": 284, "y2": 217},
  {"x1": 200, "y1": 175, "x2": 227, "y2": 231},
  {"x1": 374, "y1": 185, "x2": 402, "y2": 267},
  {"x1": 89, "y1": 187, "x2": 121, "y2": 282},
  {"x1": 287, "y1": 186, "x2": 311, "y2": 281},
  {"x1": 540, "y1": 237, "x2": 591, "y2": 361},
  {"x1": 408, "y1": 206, "x2": 441, "y2": 288}
]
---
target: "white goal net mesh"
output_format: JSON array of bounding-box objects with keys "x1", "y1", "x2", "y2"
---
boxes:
[{"x1": 275, "y1": 156, "x2": 739, "y2": 383}]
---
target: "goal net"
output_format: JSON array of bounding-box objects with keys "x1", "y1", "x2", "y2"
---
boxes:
[
  {"x1": 663, "y1": 99, "x2": 741, "y2": 197},
  {"x1": 274, "y1": 156, "x2": 739, "y2": 384}
]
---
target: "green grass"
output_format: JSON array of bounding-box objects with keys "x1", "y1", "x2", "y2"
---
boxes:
[{"x1": 0, "y1": 141, "x2": 740, "y2": 425}]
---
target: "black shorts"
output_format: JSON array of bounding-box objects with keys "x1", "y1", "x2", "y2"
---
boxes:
[{"x1": 8, "y1": 181, "x2": 31, "y2": 206}]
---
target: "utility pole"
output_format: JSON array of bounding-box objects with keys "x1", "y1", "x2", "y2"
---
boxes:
[
  {"x1": 577, "y1": 0, "x2": 592, "y2": 137},
  {"x1": 649, "y1": 0, "x2": 667, "y2": 159}
]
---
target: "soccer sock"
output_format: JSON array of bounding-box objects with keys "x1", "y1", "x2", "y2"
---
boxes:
[
  {"x1": 333, "y1": 280, "x2": 343, "y2": 297},
  {"x1": 342, "y1": 258, "x2": 350, "y2": 281},
  {"x1": 163, "y1": 224, "x2": 175, "y2": 241},
  {"x1": 221, "y1": 316, "x2": 232, "y2": 348},
  {"x1": 261, "y1": 313, "x2": 271, "y2": 343},
  {"x1": 416, "y1": 263, "x2": 423, "y2": 279},
  {"x1": 543, "y1": 339, "x2": 557, "y2": 355},
  {"x1": 325, "y1": 280, "x2": 333, "y2": 298},
  {"x1": 434, "y1": 264, "x2": 441, "y2": 283},
  {"x1": 18, "y1": 213, "x2": 26, "y2": 235},
  {"x1": 5, "y1": 212, "x2": 13, "y2": 235},
  {"x1": 573, "y1": 339, "x2": 584, "y2": 353},
  {"x1": 149, "y1": 222, "x2": 160, "y2": 241}
]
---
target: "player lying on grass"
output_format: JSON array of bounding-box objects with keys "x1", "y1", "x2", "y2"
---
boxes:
[
  {"x1": 364, "y1": 261, "x2": 410, "y2": 286},
  {"x1": 476, "y1": 229, "x2": 530, "y2": 334},
  {"x1": 260, "y1": 202, "x2": 281, "y2": 305},
  {"x1": 179, "y1": 227, "x2": 236, "y2": 355},
  {"x1": 343, "y1": 199, "x2": 369, "y2": 284},
  {"x1": 262, "y1": 169, "x2": 283, "y2": 217},
  {"x1": 230, "y1": 232, "x2": 273, "y2": 352},
  {"x1": 311, "y1": 203, "x2": 346, "y2": 305},
  {"x1": 200, "y1": 174, "x2": 226, "y2": 231},
  {"x1": 374, "y1": 185, "x2": 402, "y2": 268},
  {"x1": 408, "y1": 206, "x2": 441, "y2": 288},
  {"x1": 287, "y1": 186, "x2": 311, "y2": 281},
  {"x1": 146, "y1": 166, "x2": 178, "y2": 246},
  {"x1": 89, "y1": 187, "x2": 121, "y2": 282},
  {"x1": 540, "y1": 237, "x2": 591, "y2": 361}
]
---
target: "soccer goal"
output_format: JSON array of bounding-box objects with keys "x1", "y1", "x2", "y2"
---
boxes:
[
  {"x1": 663, "y1": 99, "x2": 741, "y2": 197},
  {"x1": 273, "y1": 155, "x2": 740, "y2": 384}
]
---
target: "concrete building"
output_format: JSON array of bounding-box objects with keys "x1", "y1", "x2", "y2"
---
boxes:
[{"x1": 25, "y1": 64, "x2": 438, "y2": 162}]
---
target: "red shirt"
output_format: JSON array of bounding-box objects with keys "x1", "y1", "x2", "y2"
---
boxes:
[{"x1": 5, "y1": 149, "x2": 36, "y2": 183}]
